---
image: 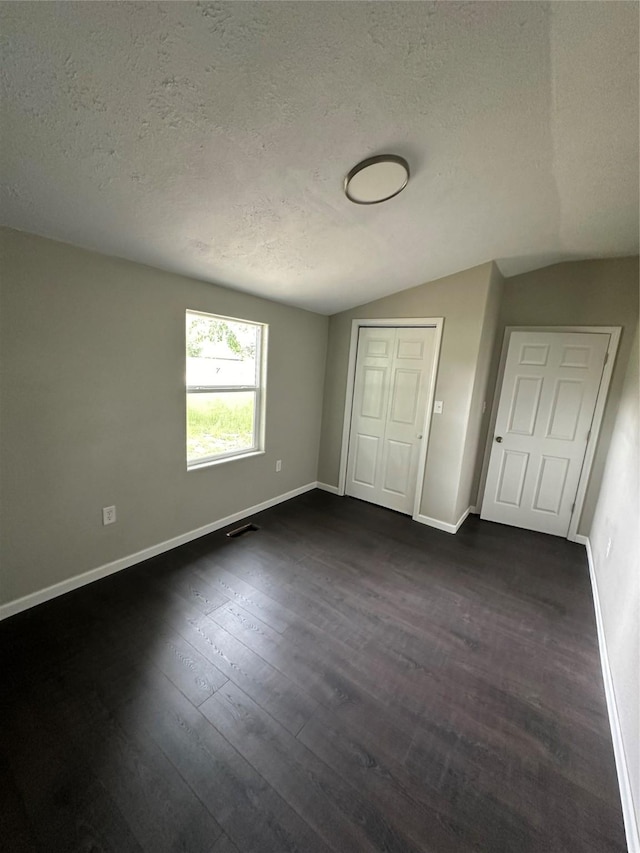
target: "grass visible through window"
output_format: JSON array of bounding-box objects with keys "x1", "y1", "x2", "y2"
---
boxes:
[{"x1": 187, "y1": 392, "x2": 255, "y2": 461}]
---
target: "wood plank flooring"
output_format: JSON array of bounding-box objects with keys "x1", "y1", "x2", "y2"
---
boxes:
[{"x1": 0, "y1": 490, "x2": 626, "y2": 852}]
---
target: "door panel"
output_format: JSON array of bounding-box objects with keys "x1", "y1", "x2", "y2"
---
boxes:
[
  {"x1": 382, "y1": 439, "x2": 413, "y2": 495},
  {"x1": 520, "y1": 344, "x2": 550, "y2": 366},
  {"x1": 346, "y1": 326, "x2": 437, "y2": 515},
  {"x1": 397, "y1": 339, "x2": 425, "y2": 359},
  {"x1": 507, "y1": 376, "x2": 542, "y2": 434},
  {"x1": 533, "y1": 456, "x2": 569, "y2": 514},
  {"x1": 560, "y1": 345, "x2": 591, "y2": 368},
  {"x1": 390, "y1": 369, "x2": 421, "y2": 424},
  {"x1": 353, "y1": 434, "x2": 379, "y2": 486},
  {"x1": 496, "y1": 450, "x2": 529, "y2": 507},
  {"x1": 365, "y1": 337, "x2": 391, "y2": 357},
  {"x1": 481, "y1": 330, "x2": 609, "y2": 536},
  {"x1": 546, "y1": 380, "x2": 583, "y2": 440},
  {"x1": 360, "y1": 367, "x2": 387, "y2": 419}
]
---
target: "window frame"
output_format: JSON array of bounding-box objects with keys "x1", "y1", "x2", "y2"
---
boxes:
[{"x1": 186, "y1": 309, "x2": 267, "y2": 469}]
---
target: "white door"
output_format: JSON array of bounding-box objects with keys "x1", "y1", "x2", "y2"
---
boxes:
[
  {"x1": 481, "y1": 330, "x2": 609, "y2": 536},
  {"x1": 346, "y1": 326, "x2": 437, "y2": 515}
]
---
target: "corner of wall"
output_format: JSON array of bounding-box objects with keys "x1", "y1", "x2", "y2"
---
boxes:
[
  {"x1": 455, "y1": 261, "x2": 505, "y2": 519},
  {"x1": 585, "y1": 322, "x2": 639, "y2": 851},
  {"x1": 583, "y1": 537, "x2": 640, "y2": 853}
]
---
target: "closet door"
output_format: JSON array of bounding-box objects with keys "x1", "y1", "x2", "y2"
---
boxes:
[{"x1": 346, "y1": 326, "x2": 437, "y2": 515}]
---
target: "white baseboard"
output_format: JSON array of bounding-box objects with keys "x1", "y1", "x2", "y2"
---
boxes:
[
  {"x1": 414, "y1": 506, "x2": 472, "y2": 535},
  {"x1": 0, "y1": 482, "x2": 318, "y2": 622},
  {"x1": 316, "y1": 482, "x2": 340, "y2": 495},
  {"x1": 415, "y1": 513, "x2": 456, "y2": 533},
  {"x1": 584, "y1": 537, "x2": 640, "y2": 853}
]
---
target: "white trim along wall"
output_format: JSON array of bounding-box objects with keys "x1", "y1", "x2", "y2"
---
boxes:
[
  {"x1": 415, "y1": 506, "x2": 472, "y2": 535},
  {"x1": 0, "y1": 482, "x2": 318, "y2": 622},
  {"x1": 2, "y1": 483, "x2": 634, "y2": 853},
  {"x1": 579, "y1": 535, "x2": 640, "y2": 853}
]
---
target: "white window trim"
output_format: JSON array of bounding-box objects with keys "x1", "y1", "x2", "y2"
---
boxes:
[
  {"x1": 186, "y1": 311, "x2": 267, "y2": 469},
  {"x1": 188, "y1": 449, "x2": 266, "y2": 471}
]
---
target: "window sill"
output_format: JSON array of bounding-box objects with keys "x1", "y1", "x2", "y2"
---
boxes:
[{"x1": 187, "y1": 449, "x2": 265, "y2": 472}]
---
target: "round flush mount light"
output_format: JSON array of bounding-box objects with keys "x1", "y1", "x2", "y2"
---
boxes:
[{"x1": 344, "y1": 154, "x2": 410, "y2": 204}]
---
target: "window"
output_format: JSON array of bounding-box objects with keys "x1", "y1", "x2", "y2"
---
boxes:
[{"x1": 186, "y1": 310, "x2": 265, "y2": 466}]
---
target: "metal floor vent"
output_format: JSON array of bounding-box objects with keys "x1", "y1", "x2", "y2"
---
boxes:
[{"x1": 226, "y1": 523, "x2": 260, "y2": 539}]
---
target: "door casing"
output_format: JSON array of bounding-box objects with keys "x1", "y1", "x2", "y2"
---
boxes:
[
  {"x1": 478, "y1": 325, "x2": 621, "y2": 543},
  {"x1": 337, "y1": 317, "x2": 444, "y2": 522}
]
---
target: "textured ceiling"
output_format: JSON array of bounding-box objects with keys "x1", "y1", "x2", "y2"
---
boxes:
[{"x1": 1, "y1": 1, "x2": 638, "y2": 314}]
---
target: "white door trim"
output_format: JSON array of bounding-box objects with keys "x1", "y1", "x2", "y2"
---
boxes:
[
  {"x1": 338, "y1": 317, "x2": 444, "y2": 521},
  {"x1": 479, "y1": 326, "x2": 621, "y2": 542}
]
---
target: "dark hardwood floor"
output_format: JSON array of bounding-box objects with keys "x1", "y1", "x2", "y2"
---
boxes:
[{"x1": 0, "y1": 490, "x2": 626, "y2": 852}]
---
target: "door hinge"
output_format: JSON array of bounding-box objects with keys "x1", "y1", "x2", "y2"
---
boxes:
[
  {"x1": 604, "y1": 351, "x2": 609, "y2": 365},
  {"x1": 586, "y1": 429, "x2": 591, "y2": 442},
  {"x1": 571, "y1": 502, "x2": 575, "y2": 513}
]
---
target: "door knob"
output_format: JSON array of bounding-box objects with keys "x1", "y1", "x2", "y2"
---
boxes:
[
  {"x1": 495, "y1": 436, "x2": 503, "y2": 443},
  {"x1": 417, "y1": 434, "x2": 423, "y2": 439}
]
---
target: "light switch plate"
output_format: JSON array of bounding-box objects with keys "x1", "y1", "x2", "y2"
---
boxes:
[{"x1": 433, "y1": 400, "x2": 444, "y2": 414}]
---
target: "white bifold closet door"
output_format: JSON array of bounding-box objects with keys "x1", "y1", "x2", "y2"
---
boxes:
[{"x1": 346, "y1": 326, "x2": 437, "y2": 515}]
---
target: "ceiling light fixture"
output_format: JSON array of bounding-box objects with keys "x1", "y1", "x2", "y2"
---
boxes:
[{"x1": 344, "y1": 154, "x2": 410, "y2": 204}]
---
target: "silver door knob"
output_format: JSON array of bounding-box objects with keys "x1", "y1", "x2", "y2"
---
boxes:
[
  {"x1": 495, "y1": 436, "x2": 503, "y2": 443},
  {"x1": 417, "y1": 434, "x2": 423, "y2": 439}
]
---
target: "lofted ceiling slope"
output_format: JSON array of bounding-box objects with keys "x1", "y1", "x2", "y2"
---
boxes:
[{"x1": 1, "y1": 1, "x2": 638, "y2": 314}]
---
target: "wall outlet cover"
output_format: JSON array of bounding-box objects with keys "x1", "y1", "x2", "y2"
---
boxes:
[{"x1": 103, "y1": 506, "x2": 116, "y2": 525}]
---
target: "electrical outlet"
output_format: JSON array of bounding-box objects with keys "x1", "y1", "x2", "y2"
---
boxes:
[
  {"x1": 433, "y1": 400, "x2": 444, "y2": 414},
  {"x1": 276, "y1": 460, "x2": 282, "y2": 472},
  {"x1": 103, "y1": 505, "x2": 116, "y2": 526}
]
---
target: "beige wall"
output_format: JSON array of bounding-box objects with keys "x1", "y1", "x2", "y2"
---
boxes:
[
  {"x1": 317, "y1": 261, "x2": 498, "y2": 526},
  {"x1": 0, "y1": 228, "x2": 328, "y2": 605},
  {"x1": 589, "y1": 323, "x2": 639, "y2": 841},
  {"x1": 494, "y1": 258, "x2": 639, "y2": 534},
  {"x1": 2, "y1": 232, "x2": 636, "y2": 612}
]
